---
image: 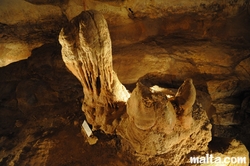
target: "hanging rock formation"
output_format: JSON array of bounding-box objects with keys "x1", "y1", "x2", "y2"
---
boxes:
[{"x1": 59, "y1": 10, "x2": 130, "y2": 134}]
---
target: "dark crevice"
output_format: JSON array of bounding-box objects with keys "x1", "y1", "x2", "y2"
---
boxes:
[{"x1": 96, "y1": 76, "x2": 101, "y2": 96}]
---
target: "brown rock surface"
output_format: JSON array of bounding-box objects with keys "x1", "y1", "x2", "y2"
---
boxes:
[
  {"x1": 126, "y1": 81, "x2": 177, "y2": 132},
  {"x1": 235, "y1": 56, "x2": 250, "y2": 81},
  {"x1": 0, "y1": 0, "x2": 66, "y2": 67},
  {"x1": 175, "y1": 78, "x2": 196, "y2": 116},
  {"x1": 117, "y1": 73, "x2": 212, "y2": 165},
  {"x1": 1, "y1": 0, "x2": 250, "y2": 67},
  {"x1": 211, "y1": 98, "x2": 242, "y2": 126},
  {"x1": 204, "y1": 138, "x2": 249, "y2": 166},
  {"x1": 0, "y1": 1, "x2": 250, "y2": 164},
  {"x1": 112, "y1": 38, "x2": 250, "y2": 84},
  {"x1": 59, "y1": 10, "x2": 130, "y2": 134},
  {"x1": 58, "y1": 10, "x2": 214, "y2": 165},
  {"x1": 0, "y1": 28, "x2": 249, "y2": 166}
]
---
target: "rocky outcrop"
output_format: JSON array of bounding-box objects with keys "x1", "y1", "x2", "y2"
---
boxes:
[
  {"x1": 235, "y1": 56, "x2": 250, "y2": 81},
  {"x1": 126, "y1": 81, "x2": 177, "y2": 132},
  {"x1": 59, "y1": 10, "x2": 130, "y2": 134},
  {"x1": 211, "y1": 98, "x2": 242, "y2": 126}
]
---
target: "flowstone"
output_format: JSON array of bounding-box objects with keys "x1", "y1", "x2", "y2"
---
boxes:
[{"x1": 59, "y1": 10, "x2": 130, "y2": 134}]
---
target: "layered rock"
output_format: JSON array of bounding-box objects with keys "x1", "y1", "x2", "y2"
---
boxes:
[
  {"x1": 59, "y1": 10, "x2": 130, "y2": 134},
  {"x1": 0, "y1": 0, "x2": 66, "y2": 67},
  {"x1": 211, "y1": 98, "x2": 242, "y2": 125},
  {"x1": 1, "y1": 0, "x2": 249, "y2": 67},
  {"x1": 63, "y1": 0, "x2": 250, "y2": 45}
]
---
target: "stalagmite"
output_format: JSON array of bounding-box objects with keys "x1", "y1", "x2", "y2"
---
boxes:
[
  {"x1": 117, "y1": 73, "x2": 212, "y2": 165},
  {"x1": 175, "y1": 78, "x2": 196, "y2": 129},
  {"x1": 175, "y1": 78, "x2": 196, "y2": 116},
  {"x1": 59, "y1": 10, "x2": 130, "y2": 134}
]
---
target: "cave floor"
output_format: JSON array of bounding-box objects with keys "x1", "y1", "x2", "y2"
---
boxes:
[{"x1": 0, "y1": 36, "x2": 250, "y2": 165}]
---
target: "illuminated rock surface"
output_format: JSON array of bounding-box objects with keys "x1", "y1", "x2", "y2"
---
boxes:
[
  {"x1": 0, "y1": 0, "x2": 250, "y2": 165},
  {"x1": 117, "y1": 73, "x2": 212, "y2": 165},
  {"x1": 57, "y1": 10, "x2": 249, "y2": 165},
  {"x1": 1, "y1": 0, "x2": 250, "y2": 67},
  {"x1": 59, "y1": 10, "x2": 130, "y2": 134},
  {"x1": 58, "y1": 10, "x2": 213, "y2": 164},
  {"x1": 0, "y1": 0, "x2": 66, "y2": 66}
]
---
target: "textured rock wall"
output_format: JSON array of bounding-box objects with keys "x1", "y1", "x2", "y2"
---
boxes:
[
  {"x1": 0, "y1": 0, "x2": 68, "y2": 66},
  {"x1": 59, "y1": 10, "x2": 130, "y2": 134},
  {"x1": 59, "y1": 0, "x2": 250, "y2": 45},
  {"x1": 1, "y1": 0, "x2": 249, "y2": 66},
  {"x1": 112, "y1": 37, "x2": 250, "y2": 129}
]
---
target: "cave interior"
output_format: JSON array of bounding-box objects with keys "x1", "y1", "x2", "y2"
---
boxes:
[{"x1": 0, "y1": 0, "x2": 250, "y2": 165}]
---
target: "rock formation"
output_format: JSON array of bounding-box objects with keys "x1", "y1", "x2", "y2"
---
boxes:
[
  {"x1": 175, "y1": 78, "x2": 196, "y2": 115},
  {"x1": 59, "y1": 10, "x2": 130, "y2": 134},
  {"x1": 58, "y1": 9, "x2": 211, "y2": 162},
  {"x1": 58, "y1": 10, "x2": 250, "y2": 165},
  {"x1": 126, "y1": 81, "x2": 177, "y2": 132},
  {"x1": 0, "y1": 0, "x2": 66, "y2": 67},
  {"x1": 117, "y1": 73, "x2": 212, "y2": 165},
  {"x1": 0, "y1": 2, "x2": 249, "y2": 163},
  {"x1": 1, "y1": 0, "x2": 250, "y2": 67}
]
